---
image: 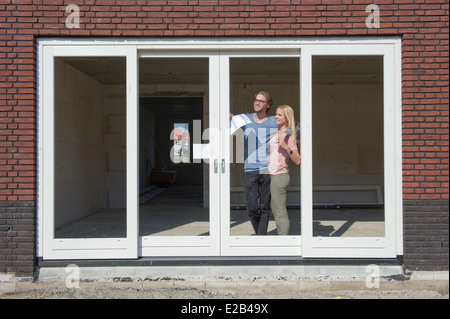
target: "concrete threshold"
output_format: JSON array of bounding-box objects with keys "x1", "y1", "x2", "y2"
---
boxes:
[
  {"x1": 35, "y1": 264, "x2": 406, "y2": 280},
  {"x1": 25, "y1": 265, "x2": 450, "y2": 292},
  {"x1": 1, "y1": 268, "x2": 448, "y2": 298}
]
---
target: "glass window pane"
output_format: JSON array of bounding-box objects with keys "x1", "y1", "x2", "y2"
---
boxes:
[
  {"x1": 138, "y1": 58, "x2": 210, "y2": 237},
  {"x1": 54, "y1": 56, "x2": 127, "y2": 238},
  {"x1": 312, "y1": 55, "x2": 385, "y2": 237},
  {"x1": 229, "y1": 57, "x2": 301, "y2": 236}
]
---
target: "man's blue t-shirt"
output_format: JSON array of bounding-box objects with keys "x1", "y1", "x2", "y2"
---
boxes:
[{"x1": 242, "y1": 113, "x2": 278, "y2": 172}]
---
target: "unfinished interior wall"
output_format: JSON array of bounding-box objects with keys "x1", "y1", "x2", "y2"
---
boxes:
[
  {"x1": 54, "y1": 58, "x2": 106, "y2": 228},
  {"x1": 139, "y1": 105, "x2": 156, "y2": 190},
  {"x1": 313, "y1": 83, "x2": 384, "y2": 186},
  {"x1": 312, "y1": 83, "x2": 384, "y2": 205},
  {"x1": 104, "y1": 85, "x2": 127, "y2": 208},
  {"x1": 54, "y1": 58, "x2": 128, "y2": 231}
]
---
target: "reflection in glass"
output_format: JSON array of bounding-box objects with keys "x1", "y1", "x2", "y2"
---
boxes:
[{"x1": 173, "y1": 123, "x2": 190, "y2": 164}]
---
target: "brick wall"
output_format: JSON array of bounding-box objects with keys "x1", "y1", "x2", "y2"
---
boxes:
[
  {"x1": 0, "y1": 201, "x2": 35, "y2": 277},
  {"x1": 0, "y1": 1, "x2": 448, "y2": 276},
  {"x1": 404, "y1": 200, "x2": 449, "y2": 271}
]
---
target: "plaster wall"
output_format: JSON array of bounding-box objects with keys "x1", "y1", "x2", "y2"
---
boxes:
[{"x1": 54, "y1": 58, "x2": 107, "y2": 228}]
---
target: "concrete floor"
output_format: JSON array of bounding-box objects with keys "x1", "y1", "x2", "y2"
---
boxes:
[{"x1": 55, "y1": 185, "x2": 385, "y2": 239}]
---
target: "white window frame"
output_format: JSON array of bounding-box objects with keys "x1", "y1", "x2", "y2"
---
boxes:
[
  {"x1": 137, "y1": 50, "x2": 222, "y2": 257},
  {"x1": 38, "y1": 44, "x2": 139, "y2": 259},
  {"x1": 37, "y1": 38, "x2": 403, "y2": 260},
  {"x1": 218, "y1": 50, "x2": 303, "y2": 256},
  {"x1": 300, "y1": 42, "x2": 403, "y2": 258}
]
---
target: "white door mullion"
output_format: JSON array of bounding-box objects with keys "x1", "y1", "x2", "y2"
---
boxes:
[
  {"x1": 41, "y1": 45, "x2": 55, "y2": 259},
  {"x1": 209, "y1": 52, "x2": 222, "y2": 255},
  {"x1": 218, "y1": 54, "x2": 231, "y2": 255},
  {"x1": 126, "y1": 46, "x2": 139, "y2": 258},
  {"x1": 300, "y1": 47, "x2": 314, "y2": 257}
]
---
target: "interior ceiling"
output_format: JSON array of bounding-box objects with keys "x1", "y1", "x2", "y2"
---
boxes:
[{"x1": 59, "y1": 55, "x2": 383, "y2": 86}]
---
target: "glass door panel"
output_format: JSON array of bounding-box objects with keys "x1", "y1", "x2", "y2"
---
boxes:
[
  {"x1": 228, "y1": 57, "x2": 301, "y2": 236},
  {"x1": 138, "y1": 55, "x2": 220, "y2": 256},
  {"x1": 41, "y1": 45, "x2": 138, "y2": 259},
  {"x1": 312, "y1": 55, "x2": 385, "y2": 238},
  {"x1": 138, "y1": 96, "x2": 207, "y2": 237},
  {"x1": 222, "y1": 54, "x2": 302, "y2": 256},
  {"x1": 54, "y1": 56, "x2": 127, "y2": 239},
  {"x1": 301, "y1": 43, "x2": 400, "y2": 258}
]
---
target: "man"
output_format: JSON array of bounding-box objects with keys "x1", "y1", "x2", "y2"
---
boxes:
[{"x1": 240, "y1": 91, "x2": 278, "y2": 235}]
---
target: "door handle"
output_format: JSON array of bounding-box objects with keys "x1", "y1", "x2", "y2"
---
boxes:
[
  {"x1": 221, "y1": 159, "x2": 225, "y2": 174},
  {"x1": 214, "y1": 159, "x2": 218, "y2": 173}
]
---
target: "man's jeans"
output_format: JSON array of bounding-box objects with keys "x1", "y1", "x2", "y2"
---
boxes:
[{"x1": 244, "y1": 170, "x2": 271, "y2": 235}]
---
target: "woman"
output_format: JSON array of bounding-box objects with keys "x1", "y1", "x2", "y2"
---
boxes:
[{"x1": 268, "y1": 105, "x2": 301, "y2": 235}]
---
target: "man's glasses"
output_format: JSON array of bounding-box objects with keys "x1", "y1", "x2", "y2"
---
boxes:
[{"x1": 254, "y1": 99, "x2": 267, "y2": 104}]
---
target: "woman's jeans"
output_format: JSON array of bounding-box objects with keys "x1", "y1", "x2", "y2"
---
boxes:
[
  {"x1": 270, "y1": 173, "x2": 290, "y2": 235},
  {"x1": 244, "y1": 170, "x2": 271, "y2": 235}
]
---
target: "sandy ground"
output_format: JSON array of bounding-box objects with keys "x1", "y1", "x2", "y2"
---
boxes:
[
  {"x1": 1, "y1": 281, "x2": 448, "y2": 299},
  {"x1": 2, "y1": 287, "x2": 448, "y2": 299}
]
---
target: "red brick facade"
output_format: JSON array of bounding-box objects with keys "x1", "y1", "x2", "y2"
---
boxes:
[{"x1": 0, "y1": 1, "x2": 448, "y2": 276}]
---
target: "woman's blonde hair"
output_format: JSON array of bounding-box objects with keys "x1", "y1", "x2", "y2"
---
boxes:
[{"x1": 277, "y1": 104, "x2": 298, "y2": 142}]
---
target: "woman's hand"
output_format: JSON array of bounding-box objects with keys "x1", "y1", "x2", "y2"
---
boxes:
[
  {"x1": 278, "y1": 132, "x2": 301, "y2": 165},
  {"x1": 277, "y1": 132, "x2": 288, "y2": 151}
]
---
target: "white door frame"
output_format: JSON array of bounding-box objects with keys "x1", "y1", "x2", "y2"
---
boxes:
[
  {"x1": 219, "y1": 50, "x2": 303, "y2": 256},
  {"x1": 138, "y1": 50, "x2": 222, "y2": 256},
  {"x1": 38, "y1": 38, "x2": 402, "y2": 260},
  {"x1": 39, "y1": 45, "x2": 139, "y2": 259},
  {"x1": 300, "y1": 43, "x2": 403, "y2": 258}
]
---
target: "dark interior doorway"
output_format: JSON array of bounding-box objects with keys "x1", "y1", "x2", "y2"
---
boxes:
[
  {"x1": 138, "y1": 96, "x2": 207, "y2": 237},
  {"x1": 139, "y1": 97, "x2": 204, "y2": 188}
]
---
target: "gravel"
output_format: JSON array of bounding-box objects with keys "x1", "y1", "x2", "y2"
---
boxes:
[{"x1": 2, "y1": 283, "x2": 448, "y2": 299}]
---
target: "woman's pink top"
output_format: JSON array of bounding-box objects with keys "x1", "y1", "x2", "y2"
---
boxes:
[{"x1": 268, "y1": 132, "x2": 297, "y2": 175}]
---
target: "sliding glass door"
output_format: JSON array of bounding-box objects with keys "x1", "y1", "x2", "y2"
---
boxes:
[
  {"x1": 220, "y1": 52, "x2": 303, "y2": 256},
  {"x1": 40, "y1": 45, "x2": 138, "y2": 259},
  {"x1": 300, "y1": 44, "x2": 401, "y2": 258},
  {"x1": 39, "y1": 39, "x2": 401, "y2": 260},
  {"x1": 137, "y1": 52, "x2": 221, "y2": 256}
]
